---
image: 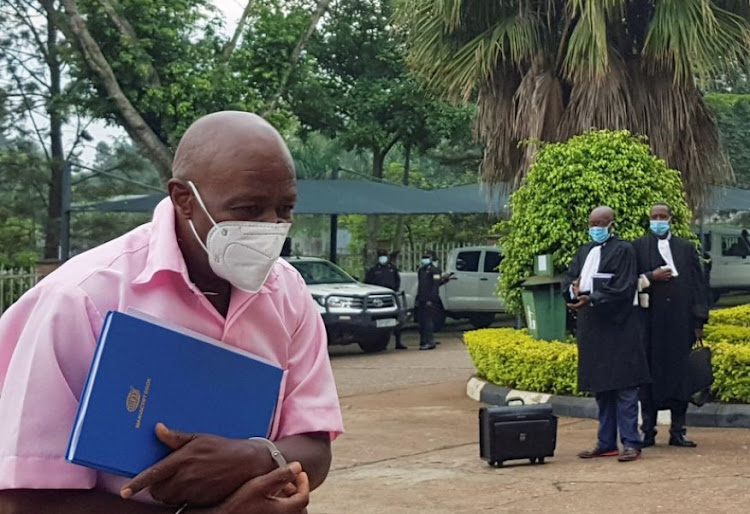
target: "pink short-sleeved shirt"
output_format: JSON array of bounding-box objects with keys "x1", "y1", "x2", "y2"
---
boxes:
[{"x1": 0, "y1": 198, "x2": 343, "y2": 499}]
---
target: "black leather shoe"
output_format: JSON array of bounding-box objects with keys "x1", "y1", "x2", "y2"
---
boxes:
[
  {"x1": 395, "y1": 342, "x2": 408, "y2": 350},
  {"x1": 618, "y1": 447, "x2": 642, "y2": 462},
  {"x1": 669, "y1": 435, "x2": 697, "y2": 448},
  {"x1": 419, "y1": 343, "x2": 436, "y2": 350}
]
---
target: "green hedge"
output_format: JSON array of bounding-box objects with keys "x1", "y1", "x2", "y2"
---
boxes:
[
  {"x1": 465, "y1": 327, "x2": 750, "y2": 403},
  {"x1": 708, "y1": 304, "x2": 750, "y2": 327}
]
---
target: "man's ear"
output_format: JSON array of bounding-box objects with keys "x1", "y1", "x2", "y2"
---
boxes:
[{"x1": 168, "y1": 179, "x2": 192, "y2": 220}]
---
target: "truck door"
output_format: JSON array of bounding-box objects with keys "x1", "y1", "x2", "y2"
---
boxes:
[
  {"x1": 477, "y1": 249, "x2": 503, "y2": 311},
  {"x1": 713, "y1": 231, "x2": 750, "y2": 290},
  {"x1": 443, "y1": 249, "x2": 481, "y2": 312}
]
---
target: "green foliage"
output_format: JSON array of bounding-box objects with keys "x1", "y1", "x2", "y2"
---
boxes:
[
  {"x1": 464, "y1": 328, "x2": 580, "y2": 396},
  {"x1": 69, "y1": 0, "x2": 299, "y2": 149},
  {"x1": 706, "y1": 93, "x2": 750, "y2": 188},
  {"x1": 466, "y1": 326, "x2": 750, "y2": 403},
  {"x1": 710, "y1": 341, "x2": 750, "y2": 403},
  {"x1": 708, "y1": 304, "x2": 750, "y2": 327},
  {"x1": 703, "y1": 323, "x2": 750, "y2": 345},
  {"x1": 497, "y1": 130, "x2": 694, "y2": 314}
]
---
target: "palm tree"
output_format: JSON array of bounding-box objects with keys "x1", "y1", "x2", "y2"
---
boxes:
[{"x1": 395, "y1": 0, "x2": 750, "y2": 209}]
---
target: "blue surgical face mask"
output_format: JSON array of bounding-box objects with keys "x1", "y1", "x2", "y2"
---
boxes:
[
  {"x1": 650, "y1": 220, "x2": 670, "y2": 236},
  {"x1": 589, "y1": 225, "x2": 611, "y2": 244},
  {"x1": 378, "y1": 256, "x2": 388, "y2": 265},
  {"x1": 421, "y1": 258, "x2": 432, "y2": 266}
]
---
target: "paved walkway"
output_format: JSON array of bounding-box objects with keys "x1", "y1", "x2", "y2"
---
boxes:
[{"x1": 312, "y1": 327, "x2": 750, "y2": 514}]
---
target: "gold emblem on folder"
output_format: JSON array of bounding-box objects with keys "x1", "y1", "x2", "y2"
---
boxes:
[{"x1": 126, "y1": 387, "x2": 141, "y2": 413}]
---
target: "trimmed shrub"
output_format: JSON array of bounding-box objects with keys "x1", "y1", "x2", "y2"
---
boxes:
[
  {"x1": 703, "y1": 324, "x2": 750, "y2": 345},
  {"x1": 466, "y1": 327, "x2": 750, "y2": 403},
  {"x1": 710, "y1": 343, "x2": 750, "y2": 403},
  {"x1": 496, "y1": 130, "x2": 694, "y2": 315},
  {"x1": 708, "y1": 304, "x2": 750, "y2": 327},
  {"x1": 465, "y1": 328, "x2": 580, "y2": 396}
]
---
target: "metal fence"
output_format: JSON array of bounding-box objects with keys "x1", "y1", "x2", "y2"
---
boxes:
[{"x1": 0, "y1": 267, "x2": 39, "y2": 313}]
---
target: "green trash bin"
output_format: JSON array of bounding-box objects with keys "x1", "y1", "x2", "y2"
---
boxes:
[{"x1": 521, "y1": 275, "x2": 567, "y2": 341}]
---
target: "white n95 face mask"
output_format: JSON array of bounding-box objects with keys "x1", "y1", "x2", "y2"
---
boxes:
[{"x1": 186, "y1": 181, "x2": 291, "y2": 293}]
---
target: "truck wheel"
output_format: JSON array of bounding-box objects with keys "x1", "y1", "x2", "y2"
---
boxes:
[
  {"x1": 469, "y1": 313, "x2": 496, "y2": 329},
  {"x1": 358, "y1": 331, "x2": 391, "y2": 353}
]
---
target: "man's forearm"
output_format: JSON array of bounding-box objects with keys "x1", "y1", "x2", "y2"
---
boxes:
[
  {"x1": 0, "y1": 489, "x2": 177, "y2": 514},
  {"x1": 276, "y1": 433, "x2": 332, "y2": 490}
]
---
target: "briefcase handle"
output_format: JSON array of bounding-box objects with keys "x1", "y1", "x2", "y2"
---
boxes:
[{"x1": 506, "y1": 397, "x2": 525, "y2": 406}]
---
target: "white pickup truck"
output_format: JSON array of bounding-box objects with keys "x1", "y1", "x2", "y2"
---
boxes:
[
  {"x1": 400, "y1": 246, "x2": 505, "y2": 330},
  {"x1": 701, "y1": 225, "x2": 750, "y2": 301},
  {"x1": 283, "y1": 256, "x2": 406, "y2": 353}
]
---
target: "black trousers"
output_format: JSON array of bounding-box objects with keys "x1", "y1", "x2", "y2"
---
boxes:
[
  {"x1": 639, "y1": 385, "x2": 688, "y2": 436},
  {"x1": 416, "y1": 304, "x2": 435, "y2": 346}
]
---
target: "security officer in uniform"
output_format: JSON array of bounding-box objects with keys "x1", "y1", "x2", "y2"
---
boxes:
[
  {"x1": 365, "y1": 249, "x2": 407, "y2": 349},
  {"x1": 415, "y1": 250, "x2": 452, "y2": 350}
]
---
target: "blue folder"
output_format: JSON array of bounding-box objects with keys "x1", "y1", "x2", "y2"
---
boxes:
[{"x1": 66, "y1": 310, "x2": 284, "y2": 477}]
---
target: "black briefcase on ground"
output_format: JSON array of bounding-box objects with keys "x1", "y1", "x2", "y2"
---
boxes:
[{"x1": 479, "y1": 398, "x2": 558, "y2": 467}]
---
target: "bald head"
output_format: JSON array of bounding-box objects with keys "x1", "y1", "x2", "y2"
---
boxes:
[
  {"x1": 168, "y1": 112, "x2": 298, "y2": 285},
  {"x1": 172, "y1": 111, "x2": 295, "y2": 183},
  {"x1": 589, "y1": 206, "x2": 614, "y2": 227}
]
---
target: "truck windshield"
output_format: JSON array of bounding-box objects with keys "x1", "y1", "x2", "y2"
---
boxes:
[{"x1": 289, "y1": 261, "x2": 357, "y2": 285}]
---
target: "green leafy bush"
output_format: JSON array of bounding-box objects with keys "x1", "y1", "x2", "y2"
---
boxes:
[
  {"x1": 703, "y1": 323, "x2": 750, "y2": 345},
  {"x1": 466, "y1": 327, "x2": 750, "y2": 403},
  {"x1": 496, "y1": 130, "x2": 694, "y2": 314},
  {"x1": 708, "y1": 304, "x2": 750, "y2": 327},
  {"x1": 464, "y1": 329, "x2": 580, "y2": 396},
  {"x1": 706, "y1": 94, "x2": 750, "y2": 188}
]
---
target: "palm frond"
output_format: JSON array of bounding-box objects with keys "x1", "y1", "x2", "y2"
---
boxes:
[
  {"x1": 396, "y1": 0, "x2": 543, "y2": 101},
  {"x1": 564, "y1": 0, "x2": 626, "y2": 79},
  {"x1": 644, "y1": 0, "x2": 750, "y2": 84}
]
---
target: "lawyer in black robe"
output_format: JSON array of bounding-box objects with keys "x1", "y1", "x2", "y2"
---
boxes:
[
  {"x1": 563, "y1": 238, "x2": 651, "y2": 394},
  {"x1": 633, "y1": 209, "x2": 709, "y2": 447}
]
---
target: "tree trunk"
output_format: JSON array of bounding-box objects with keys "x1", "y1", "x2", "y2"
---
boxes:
[
  {"x1": 44, "y1": 11, "x2": 64, "y2": 259},
  {"x1": 221, "y1": 0, "x2": 257, "y2": 61},
  {"x1": 363, "y1": 148, "x2": 388, "y2": 271},
  {"x1": 57, "y1": 0, "x2": 174, "y2": 182},
  {"x1": 393, "y1": 144, "x2": 411, "y2": 253},
  {"x1": 263, "y1": 0, "x2": 331, "y2": 116}
]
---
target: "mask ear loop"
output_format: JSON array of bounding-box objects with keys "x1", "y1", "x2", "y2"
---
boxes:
[{"x1": 186, "y1": 180, "x2": 216, "y2": 254}]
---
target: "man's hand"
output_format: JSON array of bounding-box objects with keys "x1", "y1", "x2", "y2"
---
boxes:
[
  {"x1": 695, "y1": 327, "x2": 704, "y2": 341},
  {"x1": 206, "y1": 462, "x2": 310, "y2": 514},
  {"x1": 652, "y1": 267, "x2": 673, "y2": 281},
  {"x1": 121, "y1": 424, "x2": 276, "y2": 506},
  {"x1": 566, "y1": 295, "x2": 590, "y2": 311}
]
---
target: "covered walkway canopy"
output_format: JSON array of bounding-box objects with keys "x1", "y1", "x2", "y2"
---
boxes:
[{"x1": 73, "y1": 179, "x2": 508, "y2": 215}]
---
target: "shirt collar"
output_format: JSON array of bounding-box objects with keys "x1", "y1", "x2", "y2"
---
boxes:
[{"x1": 133, "y1": 198, "x2": 281, "y2": 294}]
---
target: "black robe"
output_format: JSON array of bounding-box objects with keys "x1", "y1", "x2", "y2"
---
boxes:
[
  {"x1": 632, "y1": 233, "x2": 709, "y2": 403},
  {"x1": 562, "y1": 237, "x2": 651, "y2": 393}
]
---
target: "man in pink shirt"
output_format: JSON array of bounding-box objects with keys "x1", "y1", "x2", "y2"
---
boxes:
[{"x1": 0, "y1": 111, "x2": 344, "y2": 513}]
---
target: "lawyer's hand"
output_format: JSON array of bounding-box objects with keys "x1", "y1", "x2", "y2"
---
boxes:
[
  {"x1": 567, "y1": 295, "x2": 590, "y2": 311},
  {"x1": 652, "y1": 267, "x2": 673, "y2": 282},
  {"x1": 207, "y1": 462, "x2": 310, "y2": 514},
  {"x1": 121, "y1": 423, "x2": 276, "y2": 506}
]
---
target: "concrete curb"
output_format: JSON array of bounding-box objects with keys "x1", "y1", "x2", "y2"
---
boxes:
[{"x1": 466, "y1": 376, "x2": 750, "y2": 429}]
